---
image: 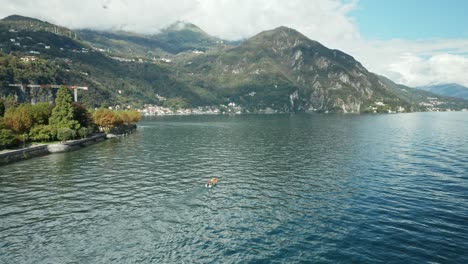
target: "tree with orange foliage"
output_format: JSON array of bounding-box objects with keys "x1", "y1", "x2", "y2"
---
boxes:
[
  {"x1": 92, "y1": 109, "x2": 140, "y2": 133},
  {"x1": 3, "y1": 104, "x2": 34, "y2": 134}
]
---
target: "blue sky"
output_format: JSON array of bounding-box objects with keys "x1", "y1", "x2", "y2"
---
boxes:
[{"x1": 351, "y1": 0, "x2": 468, "y2": 40}]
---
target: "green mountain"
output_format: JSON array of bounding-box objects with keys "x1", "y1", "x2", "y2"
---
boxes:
[
  {"x1": 0, "y1": 16, "x2": 204, "y2": 108},
  {"x1": 1, "y1": 15, "x2": 467, "y2": 112},
  {"x1": 174, "y1": 26, "x2": 467, "y2": 112},
  {"x1": 416, "y1": 83, "x2": 468, "y2": 100}
]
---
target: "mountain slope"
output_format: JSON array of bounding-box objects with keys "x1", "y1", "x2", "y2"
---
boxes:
[
  {"x1": 416, "y1": 83, "x2": 468, "y2": 100},
  {"x1": 0, "y1": 15, "x2": 77, "y2": 39},
  {"x1": 176, "y1": 27, "x2": 422, "y2": 112},
  {"x1": 377, "y1": 76, "x2": 468, "y2": 111},
  {"x1": 0, "y1": 15, "x2": 207, "y2": 107}
]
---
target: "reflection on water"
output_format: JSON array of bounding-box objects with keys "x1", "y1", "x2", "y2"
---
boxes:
[{"x1": 1, "y1": 112, "x2": 467, "y2": 263}]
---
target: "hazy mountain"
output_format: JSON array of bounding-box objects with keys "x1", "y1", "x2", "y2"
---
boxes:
[
  {"x1": 0, "y1": 15, "x2": 77, "y2": 39},
  {"x1": 77, "y1": 21, "x2": 228, "y2": 59},
  {"x1": 416, "y1": 83, "x2": 468, "y2": 100},
  {"x1": 377, "y1": 76, "x2": 468, "y2": 111}
]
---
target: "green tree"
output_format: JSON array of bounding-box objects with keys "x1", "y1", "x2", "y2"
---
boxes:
[
  {"x1": 31, "y1": 102, "x2": 52, "y2": 125},
  {"x1": 49, "y1": 86, "x2": 80, "y2": 130},
  {"x1": 72, "y1": 102, "x2": 91, "y2": 127},
  {"x1": 3, "y1": 104, "x2": 34, "y2": 134},
  {"x1": 0, "y1": 129, "x2": 17, "y2": 150}
]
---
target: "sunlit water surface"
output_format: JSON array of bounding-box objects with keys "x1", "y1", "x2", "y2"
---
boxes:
[{"x1": 1, "y1": 113, "x2": 467, "y2": 263}]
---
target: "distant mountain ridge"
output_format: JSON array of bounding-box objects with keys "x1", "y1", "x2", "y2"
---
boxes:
[
  {"x1": 1, "y1": 14, "x2": 468, "y2": 112},
  {"x1": 1, "y1": 14, "x2": 77, "y2": 39},
  {"x1": 416, "y1": 83, "x2": 468, "y2": 100},
  {"x1": 77, "y1": 21, "x2": 227, "y2": 59}
]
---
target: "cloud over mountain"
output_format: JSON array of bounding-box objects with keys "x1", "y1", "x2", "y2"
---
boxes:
[{"x1": 1, "y1": 0, "x2": 467, "y2": 87}]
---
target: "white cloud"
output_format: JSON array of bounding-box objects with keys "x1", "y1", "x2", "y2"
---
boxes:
[
  {"x1": 386, "y1": 53, "x2": 468, "y2": 87},
  {"x1": 1, "y1": 0, "x2": 467, "y2": 87},
  {"x1": 0, "y1": 0, "x2": 360, "y2": 43},
  {"x1": 183, "y1": 0, "x2": 360, "y2": 44},
  {"x1": 341, "y1": 38, "x2": 468, "y2": 87},
  {"x1": 0, "y1": 0, "x2": 199, "y2": 32}
]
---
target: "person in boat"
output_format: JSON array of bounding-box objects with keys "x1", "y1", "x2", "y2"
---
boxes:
[{"x1": 207, "y1": 177, "x2": 218, "y2": 187}]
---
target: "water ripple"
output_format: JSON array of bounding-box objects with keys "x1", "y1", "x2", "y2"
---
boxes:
[{"x1": 1, "y1": 113, "x2": 467, "y2": 263}]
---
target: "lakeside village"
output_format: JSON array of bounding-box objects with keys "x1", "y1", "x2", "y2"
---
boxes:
[
  {"x1": 136, "y1": 96, "x2": 463, "y2": 116},
  {"x1": 139, "y1": 102, "x2": 242, "y2": 116}
]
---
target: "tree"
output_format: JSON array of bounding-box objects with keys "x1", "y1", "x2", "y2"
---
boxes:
[
  {"x1": 2, "y1": 95, "x2": 17, "y2": 109},
  {"x1": 0, "y1": 129, "x2": 17, "y2": 150},
  {"x1": 31, "y1": 102, "x2": 52, "y2": 125},
  {"x1": 3, "y1": 104, "x2": 34, "y2": 134},
  {"x1": 92, "y1": 108, "x2": 119, "y2": 132},
  {"x1": 92, "y1": 109, "x2": 141, "y2": 133},
  {"x1": 49, "y1": 86, "x2": 80, "y2": 130},
  {"x1": 72, "y1": 102, "x2": 91, "y2": 127}
]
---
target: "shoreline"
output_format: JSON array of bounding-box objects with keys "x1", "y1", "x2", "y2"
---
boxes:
[
  {"x1": 0, "y1": 133, "x2": 107, "y2": 166},
  {"x1": 139, "y1": 106, "x2": 468, "y2": 116},
  {"x1": 140, "y1": 108, "x2": 468, "y2": 117}
]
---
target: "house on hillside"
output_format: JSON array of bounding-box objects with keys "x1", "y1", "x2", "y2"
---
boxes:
[{"x1": 20, "y1": 56, "x2": 38, "y2": 62}]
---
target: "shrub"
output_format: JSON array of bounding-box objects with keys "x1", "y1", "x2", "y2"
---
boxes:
[
  {"x1": 0, "y1": 129, "x2": 17, "y2": 150},
  {"x1": 57, "y1": 127, "x2": 75, "y2": 142},
  {"x1": 77, "y1": 127, "x2": 89, "y2": 139},
  {"x1": 28, "y1": 125, "x2": 57, "y2": 142}
]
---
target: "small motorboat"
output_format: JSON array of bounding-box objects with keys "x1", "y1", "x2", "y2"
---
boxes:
[{"x1": 206, "y1": 177, "x2": 218, "y2": 188}]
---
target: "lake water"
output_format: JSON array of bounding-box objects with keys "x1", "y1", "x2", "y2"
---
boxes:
[{"x1": 1, "y1": 112, "x2": 467, "y2": 263}]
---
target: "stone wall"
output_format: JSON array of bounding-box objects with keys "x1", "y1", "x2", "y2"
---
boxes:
[
  {"x1": 0, "y1": 133, "x2": 107, "y2": 166},
  {"x1": 0, "y1": 145, "x2": 49, "y2": 165}
]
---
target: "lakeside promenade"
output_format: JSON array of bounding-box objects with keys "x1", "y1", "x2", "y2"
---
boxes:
[{"x1": 0, "y1": 133, "x2": 107, "y2": 166}]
